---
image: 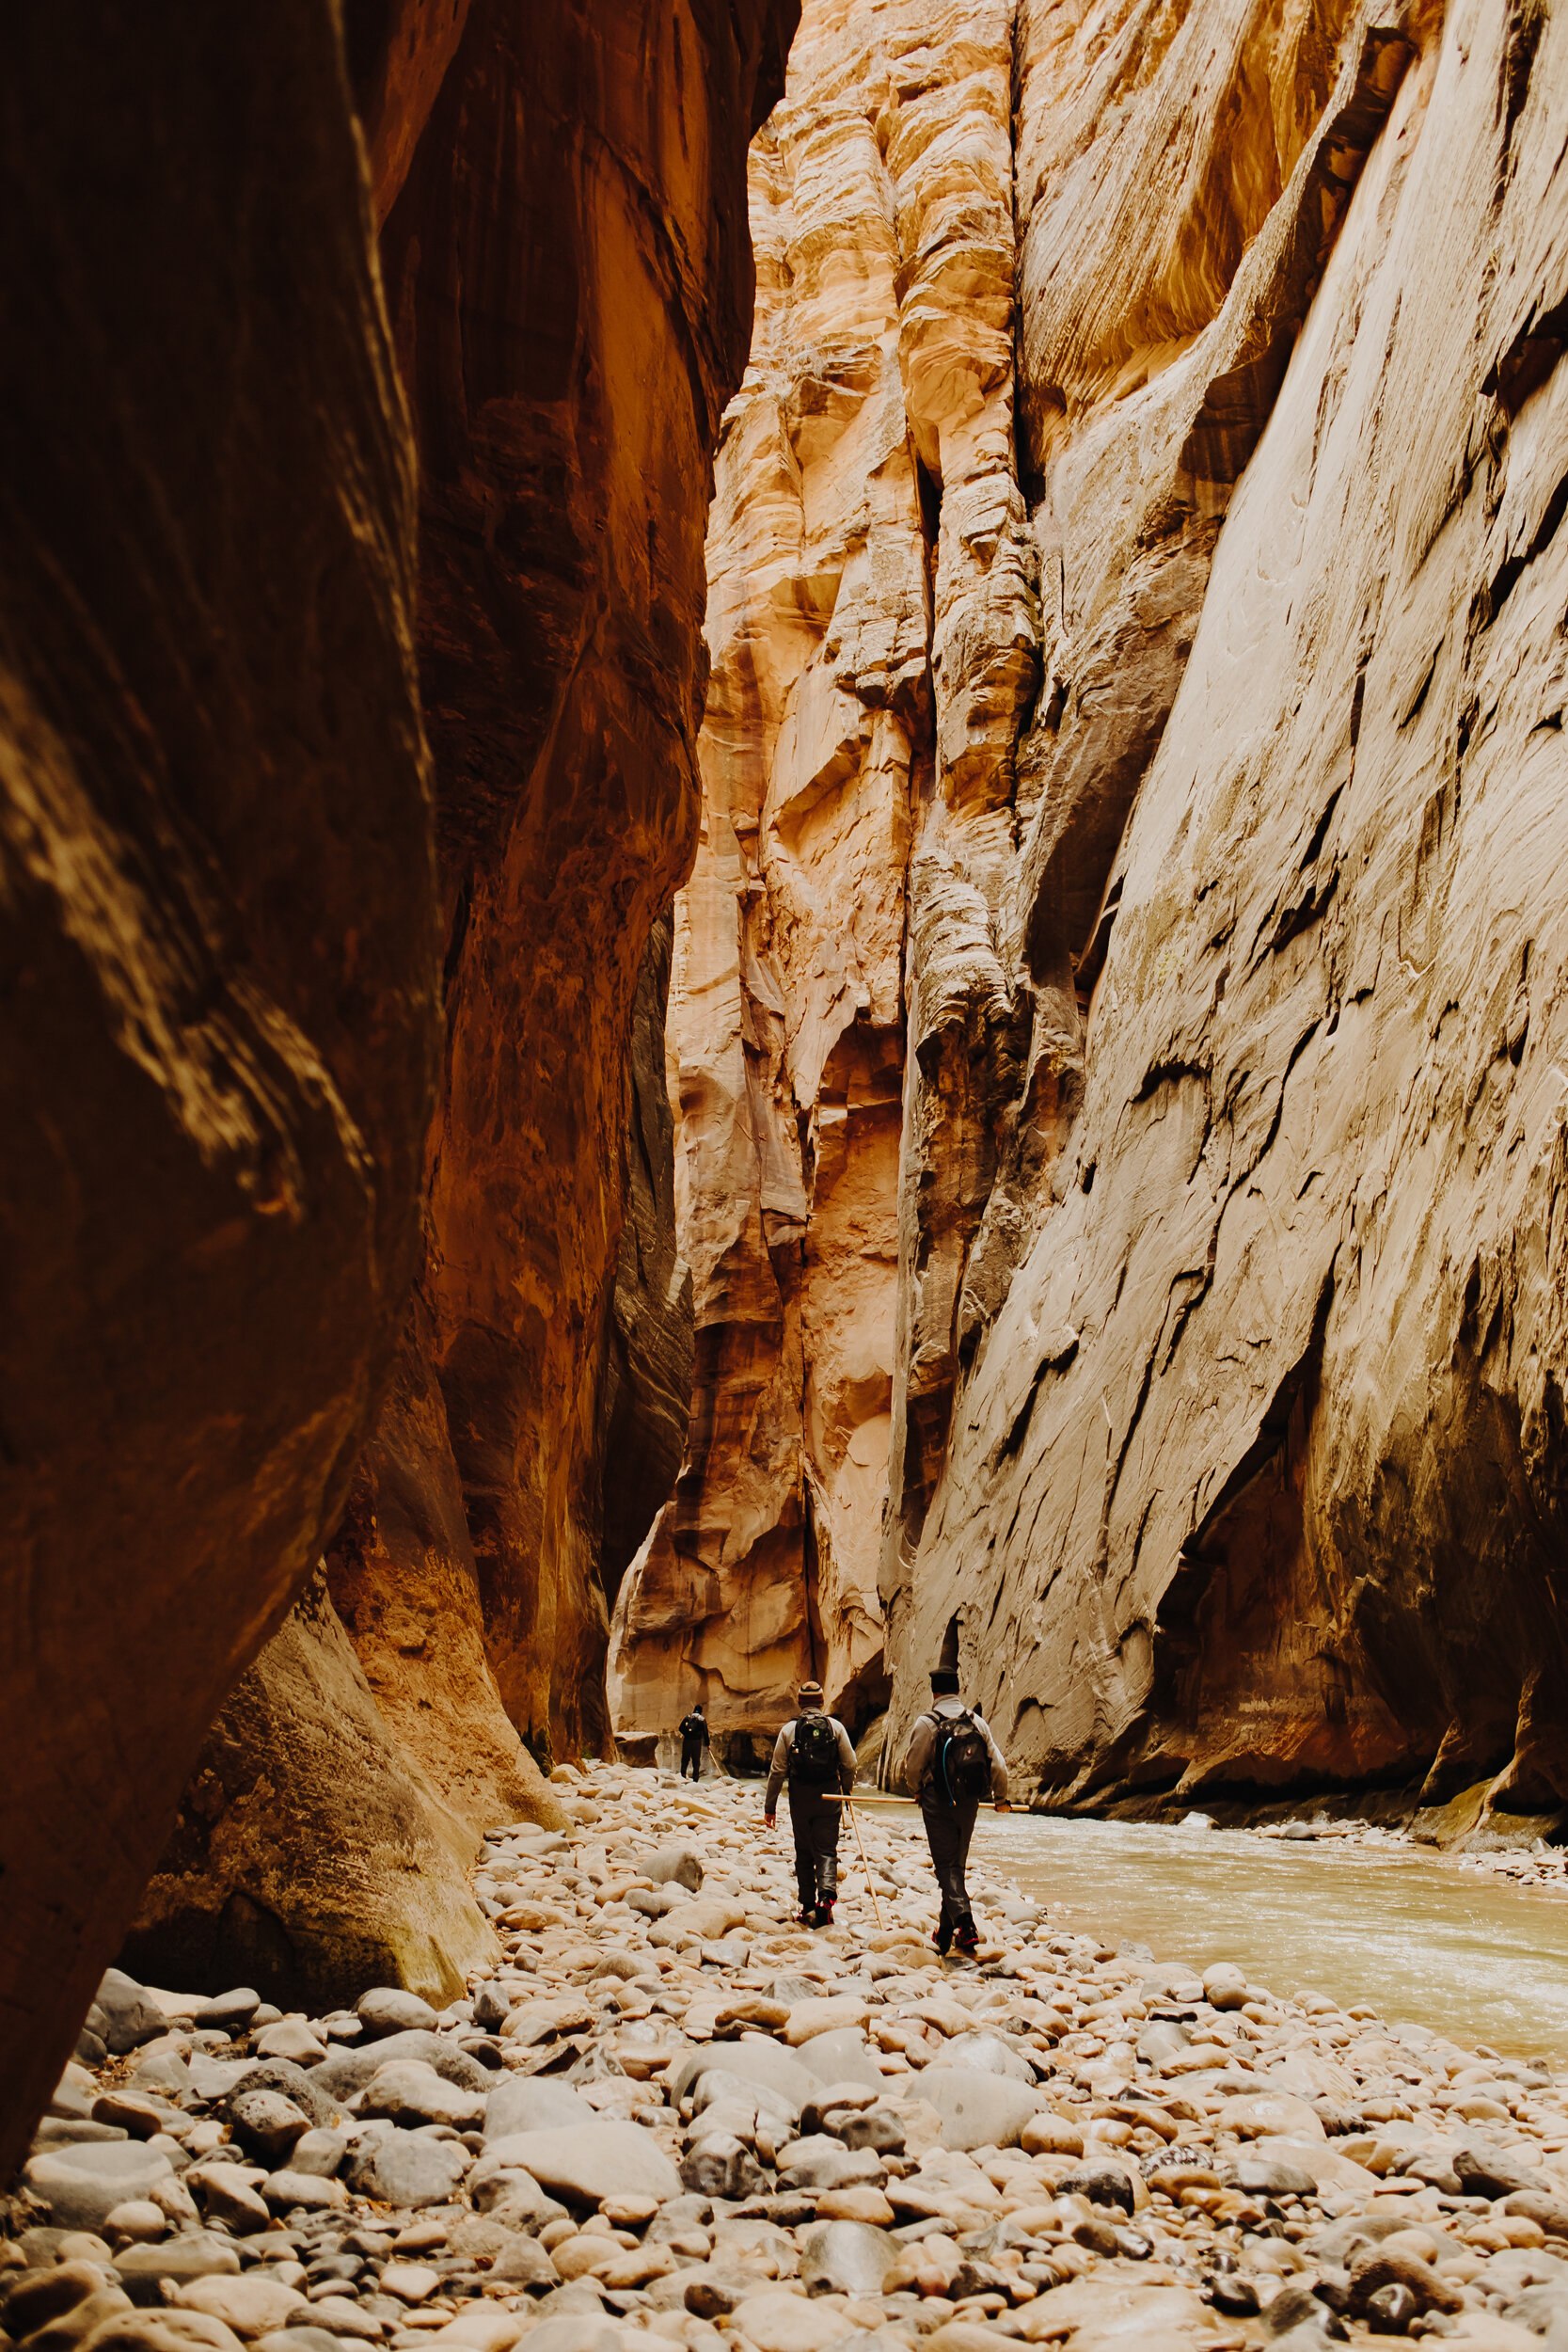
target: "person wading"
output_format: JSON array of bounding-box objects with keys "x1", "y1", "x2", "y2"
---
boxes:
[
  {"x1": 677, "y1": 1704, "x2": 708, "y2": 1782},
  {"x1": 764, "y1": 1680, "x2": 856, "y2": 1927},
  {"x1": 903, "y1": 1665, "x2": 1010, "y2": 1953}
]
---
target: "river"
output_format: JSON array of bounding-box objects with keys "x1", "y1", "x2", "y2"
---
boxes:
[{"x1": 945, "y1": 1808, "x2": 1568, "y2": 2064}]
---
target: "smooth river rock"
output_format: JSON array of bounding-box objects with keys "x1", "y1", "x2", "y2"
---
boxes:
[{"x1": 23, "y1": 2143, "x2": 176, "y2": 2233}]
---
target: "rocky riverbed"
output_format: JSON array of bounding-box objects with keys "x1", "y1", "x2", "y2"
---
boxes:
[{"x1": 9, "y1": 1765, "x2": 1568, "y2": 2352}]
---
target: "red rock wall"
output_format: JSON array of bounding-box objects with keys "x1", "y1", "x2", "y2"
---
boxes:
[
  {"x1": 374, "y1": 0, "x2": 796, "y2": 1766},
  {"x1": 3, "y1": 0, "x2": 794, "y2": 2159},
  {"x1": 0, "y1": 2, "x2": 439, "y2": 2176}
]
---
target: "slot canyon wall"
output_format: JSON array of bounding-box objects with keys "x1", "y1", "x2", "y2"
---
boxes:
[
  {"x1": 1, "y1": 0, "x2": 794, "y2": 2168},
  {"x1": 613, "y1": 0, "x2": 1568, "y2": 1836},
  {"x1": 126, "y1": 0, "x2": 798, "y2": 2011},
  {"x1": 0, "y1": 0, "x2": 440, "y2": 2180}
]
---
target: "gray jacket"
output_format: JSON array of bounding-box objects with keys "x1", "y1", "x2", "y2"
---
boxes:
[
  {"x1": 765, "y1": 1711, "x2": 856, "y2": 1812},
  {"x1": 903, "y1": 1695, "x2": 1009, "y2": 1803}
]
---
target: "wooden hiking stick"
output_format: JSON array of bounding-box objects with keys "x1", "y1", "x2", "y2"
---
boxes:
[{"x1": 841, "y1": 1793, "x2": 883, "y2": 1931}]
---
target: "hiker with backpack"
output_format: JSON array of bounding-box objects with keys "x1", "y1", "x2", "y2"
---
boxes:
[
  {"x1": 763, "y1": 1678, "x2": 857, "y2": 1927},
  {"x1": 678, "y1": 1703, "x2": 709, "y2": 1781},
  {"x1": 902, "y1": 1664, "x2": 1010, "y2": 1953}
]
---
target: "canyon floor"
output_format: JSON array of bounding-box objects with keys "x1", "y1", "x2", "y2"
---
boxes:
[{"x1": 9, "y1": 1766, "x2": 1568, "y2": 2352}]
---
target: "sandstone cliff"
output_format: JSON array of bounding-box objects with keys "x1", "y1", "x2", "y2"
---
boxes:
[
  {"x1": 622, "y1": 0, "x2": 1568, "y2": 1831},
  {"x1": 0, "y1": 2, "x2": 439, "y2": 2175},
  {"x1": 1, "y1": 0, "x2": 794, "y2": 2157},
  {"x1": 892, "y1": 0, "x2": 1568, "y2": 1827},
  {"x1": 119, "y1": 0, "x2": 797, "y2": 2015}
]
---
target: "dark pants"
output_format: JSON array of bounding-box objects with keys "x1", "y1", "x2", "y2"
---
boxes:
[
  {"x1": 788, "y1": 1787, "x2": 841, "y2": 1910},
  {"x1": 922, "y1": 1796, "x2": 978, "y2": 1932},
  {"x1": 681, "y1": 1740, "x2": 704, "y2": 1780}
]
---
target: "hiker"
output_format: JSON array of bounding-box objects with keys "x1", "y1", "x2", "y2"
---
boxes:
[
  {"x1": 677, "y1": 1703, "x2": 709, "y2": 1781},
  {"x1": 763, "y1": 1679, "x2": 856, "y2": 1927},
  {"x1": 902, "y1": 1665, "x2": 1010, "y2": 1953}
]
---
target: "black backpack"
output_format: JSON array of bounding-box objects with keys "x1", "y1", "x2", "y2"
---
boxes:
[
  {"x1": 679, "y1": 1713, "x2": 705, "y2": 1740},
  {"x1": 789, "y1": 1713, "x2": 840, "y2": 1787},
  {"x1": 927, "y1": 1708, "x2": 991, "y2": 1803}
]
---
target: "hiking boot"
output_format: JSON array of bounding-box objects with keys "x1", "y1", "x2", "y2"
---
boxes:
[
  {"x1": 811, "y1": 1900, "x2": 835, "y2": 1929},
  {"x1": 932, "y1": 1916, "x2": 953, "y2": 1955},
  {"x1": 953, "y1": 1915, "x2": 979, "y2": 1953}
]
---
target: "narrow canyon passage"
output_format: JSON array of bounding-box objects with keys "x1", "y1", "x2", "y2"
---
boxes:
[{"x1": 8, "y1": 0, "x2": 1568, "y2": 2348}]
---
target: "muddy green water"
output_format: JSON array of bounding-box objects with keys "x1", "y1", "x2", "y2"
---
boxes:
[
  {"x1": 871, "y1": 1805, "x2": 1568, "y2": 2063},
  {"x1": 966, "y1": 1812, "x2": 1568, "y2": 2063}
]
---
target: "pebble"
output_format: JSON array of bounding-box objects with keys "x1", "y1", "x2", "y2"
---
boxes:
[
  {"x1": 253, "y1": 2024, "x2": 328, "y2": 2070},
  {"x1": 17, "y1": 1769, "x2": 1568, "y2": 2352}
]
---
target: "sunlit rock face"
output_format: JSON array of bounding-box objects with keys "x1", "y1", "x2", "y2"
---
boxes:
[
  {"x1": 894, "y1": 0, "x2": 1568, "y2": 1823},
  {"x1": 625, "y1": 0, "x2": 1568, "y2": 1821},
  {"x1": 610, "y1": 0, "x2": 1028, "y2": 1748}
]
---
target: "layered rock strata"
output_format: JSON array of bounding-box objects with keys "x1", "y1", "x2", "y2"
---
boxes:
[
  {"x1": 889, "y1": 0, "x2": 1568, "y2": 1820},
  {"x1": 611, "y1": 0, "x2": 1024, "y2": 1749},
  {"x1": 0, "y1": 1, "x2": 439, "y2": 2178},
  {"x1": 371, "y1": 0, "x2": 798, "y2": 1768},
  {"x1": 622, "y1": 0, "x2": 1568, "y2": 1822},
  {"x1": 123, "y1": 0, "x2": 797, "y2": 2017}
]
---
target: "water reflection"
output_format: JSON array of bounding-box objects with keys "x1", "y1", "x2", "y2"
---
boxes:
[{"x1": 852, "y1": 1807, "x2": 1568, "y2": 2061}]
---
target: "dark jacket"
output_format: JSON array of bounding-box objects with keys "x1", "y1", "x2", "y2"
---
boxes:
[{"x1": 765, "y1": 1711, "x2": 856, "y2": 1812}]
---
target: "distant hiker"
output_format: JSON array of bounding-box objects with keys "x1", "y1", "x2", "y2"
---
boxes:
[
  {"x1": 678, "y1": 1705, "x2": 709, "y2": 1781},
  {"x1": 764, "y1": 1680, "x2": 856, "y2": 1927},
  {"x1": 902, "y1": 1666, "x2": 1010, "y2": 1953}
]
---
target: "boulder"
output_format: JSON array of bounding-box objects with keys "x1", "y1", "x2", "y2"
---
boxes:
[
  {"x1": 260, "y1": 2170, "x2": 347, "y2": 2213},
  {"x1": 479, "y1": 2123, "x2": 680, "y2": 2210},
  {"x1": 936, "y1": 2033, "x2": 1034, "y2": 2083},
  {"x1": 361, "y1": 2059, "x2": 487, "y2": 2130},
  {"x1": 483, "y1": 2076, "x2": 598, "y2": 2140},
  {"x1": 726, "y1": 2292, "x2": 851, "y2": 2352},
  {"x1": 799, "y1": 2222, "x2": 900, "y2": 2296},
  {"x1": 114, "y1": 2238, "x2": 242, "y2": 2295},
  {"x1": 1059, "y1": 2156, "x2": 1136, "y2": 2214},
  {"x1": 783, "y1": 1999, "x2": 867, "y2": 2047},
  {"x1": 1231, "y1": 2154, "x2": 1320, "y2": 2201},
  {"x1": 1217, "y1": 2091, "x2": 1326, "y2": 2142},
  {"x1": 77, "y1": 2319, "x2": 246, "y2": 2352},
  {"x1": 24, "y1": 2144, "x2": 176, "y2": 2234},
  {"x1": 913, "y1": 2068, "x2": 1045, "y2": 2153},
  {"x1": 642, "y1": 1849, "x2": 704, "y2": 1893},
  {"x1": 312, "y1": 2029, "x2": 487, "y2": 2103},
  {"x1": 690, "y1": 2069, "x2": 800, "y2": 2130},
  {"x1": 168, "y1": 2280, "x2": 313, "y2": 2342},
  {"x1": 185, "y1": 2166, "x2": 270, "y2": 2236},
  {"x1": 92, "y1": 1976, "x2": 167, "y2": 2059},
  {"x1": 1453, "y1": 2142, "x2": 1549, "y2": 2201},
  {"x1": 282, "y1": 2131, "x2": 346, "y2": 2180},
  {"x1": 356, "y1": 1989, "x2": 438, "y2": 2039},
  {"x1": 223, "y1": 2094, "x2": 311, "y2": 2167},
  {"x1": 4, "y1": 2264, "x2": 122, "y2": 2343},
  {"x1": 679, "y1": 2135, "x2": 767, "y2": 2200},
  {"x1": 1202, "y1": 1964, "x2": 1249, "y2": 2012},
  {"x1": 344, "y1": 2129, "x2": 471, "y2": 2209},
  {"x1": 194, "y1": 1994, "x2": 261, "y2": 2038},
  {"x1": 252, "y1": 2023, "x2": 325, "y2": 2069},
  {"x1": 673, "y1": 2040, "x2": 817, "y2": 2111},
  {"x1": 775, "y1": 2137, "x2": 881, "y2": 2194},
  {"x1": 794, "y1": 2030, "x2": 882, "y2": 2093}
]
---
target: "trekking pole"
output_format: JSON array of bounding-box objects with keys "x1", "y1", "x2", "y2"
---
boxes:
[{"x1": 843, "y1": 1794, "x2": 884, "y2": 1931}]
